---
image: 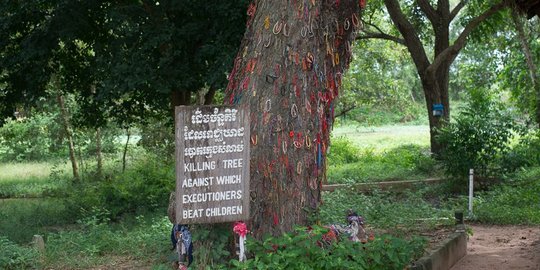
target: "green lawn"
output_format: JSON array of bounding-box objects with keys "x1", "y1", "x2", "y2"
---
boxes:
[
  {"x1": 332, "y1": 124, "x2": 430, "y2": 152},
  {"x1": 0, "y1": 162, "x2": 70, "y2": 198},
  {"x1": 0, "y1": 162, "x2": 56, "y2": 181}
]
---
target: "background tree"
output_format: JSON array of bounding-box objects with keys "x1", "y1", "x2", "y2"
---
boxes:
[
  {"x1": 359, "y1": 0, "x2": 509, "y2": 154},
  {"x1": 225, "y1": 0, "x2": 363, "y2": 237}
]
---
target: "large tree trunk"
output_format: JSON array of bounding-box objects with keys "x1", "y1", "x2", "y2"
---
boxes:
[
  {"x1": 225, "y1": 0, "x2": 362, "y2": 237},
  {"x1": 421, "y1": 75, "x2": 449, "y2": 155}
]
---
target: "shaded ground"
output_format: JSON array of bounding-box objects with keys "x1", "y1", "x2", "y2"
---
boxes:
[{"x1": 451, "y1": 225, "x2": 540, "y2": 270}]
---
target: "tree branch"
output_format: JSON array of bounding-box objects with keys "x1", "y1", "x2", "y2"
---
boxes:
[
  {"x1": 384, "y1": 0, "x2": 431, "y2": 73},
  {"x1": 357, "y1": 20, "x2": 405, "y2": 44},
  {"x1": 427, "y1": 1, "x2": 507, "y2": 77},
  {"x1": 449, "y1": 1, "x2": 467, "y2": 21},
  {"x1": 417, "y1": 0, "x2": 438, "y2": 23},
  {"x1": 335, "y1": 104, "x2": 357, "y2": 118},
  {"x1": 357, "y1": 31, "x2": 406, "y2": 45}
]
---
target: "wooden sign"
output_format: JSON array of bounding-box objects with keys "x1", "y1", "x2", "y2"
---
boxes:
[{"x1": 175, "y1": 105, "x2": 250, "y2": 224}]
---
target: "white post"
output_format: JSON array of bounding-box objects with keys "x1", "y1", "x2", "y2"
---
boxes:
[{"x1": 468, "y1": 169, "x2": 474, "y2": 216}]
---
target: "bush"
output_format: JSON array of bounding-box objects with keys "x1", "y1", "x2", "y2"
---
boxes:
[
  {"x1": 328, "y1": 137, "x2": 360, "y2": 165},
  {"x1": 472, "y1": 167, "x2": 540, "y2": 224},
  {"x1": 227, "y1": 226, "x2": 426, "y2": 270},
  {"x1": 44, "y1": 213, "x2": 171, "y2": 269},
  {"x1": 66, "y1": 154, "x2": 175, "y2": 220},
  {"x1": 0, "y1": 114, "x2": 64, "y2": 161},
  {"x1": 437, "y1": 89, "x2": 517, "y2": 180},
  {"x1": 0, "y1": 236, "x2": 39, "y2": 269},
  {"x1": 501, "y1": 130, "x2": 540, "y2": 172},
  {"x1": 340, "y1": 103, "x2": 427, "y2": 126},
  {"x1": 137, "y1": 119, "x2": 175, "y2": 158}
]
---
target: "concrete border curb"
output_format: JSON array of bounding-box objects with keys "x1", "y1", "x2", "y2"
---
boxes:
[{"x1": 411, "y1": 228, "x2": 467, "y2": 270}]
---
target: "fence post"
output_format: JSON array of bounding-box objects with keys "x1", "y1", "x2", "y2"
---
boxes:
[{"x1": 468, "y1": 169, "x2": 474, "y2": 216}]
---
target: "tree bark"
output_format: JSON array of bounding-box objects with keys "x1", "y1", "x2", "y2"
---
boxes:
[
  {"x1": 122, "y1": 128, "x2": 130, "y2": 173},
  {"x1": 96, "y1": 127, "x2": 103, "y2": 177},
  {"x1": 225, "y1": 0, "x2": 362, "y2": 237},
  {"x1": 57, "y1": 94, "x2": 80, "y2": 182}
]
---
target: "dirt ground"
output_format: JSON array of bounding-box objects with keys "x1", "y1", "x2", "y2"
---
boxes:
[{"x1": 451, "y1": 225, "x2": 540, "y2": 270}]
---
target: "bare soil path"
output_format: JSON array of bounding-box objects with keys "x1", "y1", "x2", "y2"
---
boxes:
[{"x1": 451, "y1": 225, "x2": 540, "y2": 270}]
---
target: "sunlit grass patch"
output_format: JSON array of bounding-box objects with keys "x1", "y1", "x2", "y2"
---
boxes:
[
  {"x1": 332, "y1": 124, "x2": 430, "y2": 152},
  {"x1": 0, "y1": 162, "x2": 70, "y2": 198}
]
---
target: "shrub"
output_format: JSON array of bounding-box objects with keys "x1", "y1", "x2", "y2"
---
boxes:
[
  {"x1": 472, "y1": 167, "x2": 540, "y2": 224},
  {"x1": 0, "y1": 114, "x2": 64, "y2": 161},
  {"x1": 501, "y1": 130, "x2": 540, "y2": 172},
  {"x1": 0, "y1": 236, "x2": 39, "y2": 269},
  {"x1": 227, "y1": 226, "x2": 426, "y2": 270},
  {"x1": 437, "y1": 89, "x2": 517, "y2": 180},
  {"x1": 328, "y1": 136, "x2": 360, "y2": 165},
  {"x1": 137, "y1": 119, "x2": 175, "y2": 158},
  {"x1": 66, "y1": 154, "x2": 175, "y2": 220}
]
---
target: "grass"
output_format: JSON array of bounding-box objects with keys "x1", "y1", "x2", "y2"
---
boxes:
[
  {"x1": 0, "y1": 162, "x2": 70, "y2": 198},
  {"x1": 0, "y1": 198, "x2": 76, "y2": 243},
  {"x1": 2, "y1": 121, "x2": 537, "y2": 269},
  {"x1": 331, "y1": 125, "x2": 430, "y2": 153},
  {"x1": 444, "y1": 167, "x2": 540, "y2": 225},
  {"x1": 43, "y1": 213, "x2": 172, "y2": 269},
  {"x1": 0, "y1": 162, "x2": 57, "y2": 180},
  {"x1": 327, "y1": 136, "x2": 439, "y2": 184},
  {"x1": 320, "y1": 187, "x2": 455, "y2": 235}
]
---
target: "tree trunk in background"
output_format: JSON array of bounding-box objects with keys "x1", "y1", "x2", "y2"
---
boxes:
[
  {"x1": 512, "y1": 9, "x2": 540, "y2": 127},
  {"x1": 225, "y1": 0, "x2": 362, "y2": 237},
  {"x1": 96, "y1": 127, "x2": 103, "y2": 177},
  {"x1": 122, "y1": 128, "x2": 130, "y2": 173},
  {"x1": 57, "y1": 94, "x2": 80, "y2": 182},
  {"x1": 368, "y1": 0, "x2": 506, "y2": 155}
]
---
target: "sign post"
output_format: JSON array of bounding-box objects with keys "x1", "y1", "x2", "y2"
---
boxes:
[{"x1": 175, "y1": 105, "x2": 250, "y2": 224}]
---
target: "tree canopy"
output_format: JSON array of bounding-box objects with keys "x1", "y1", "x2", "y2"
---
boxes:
[{"x1": 0, "y1": 1, "x2": 248, "y2": 126}]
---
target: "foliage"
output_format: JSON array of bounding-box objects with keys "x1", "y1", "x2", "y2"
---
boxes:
[
  {"x1": 65, "y1": 154, "x2": 175, "y2": 220},
  {"x1": 191, "y1": 224, "x2": 232, "y2": 268},
  {"x1": 501, "y1": 130, "x2": 540, "y2": 172},
  {"x1": 0, "y1": 114, "x2": 64, "y2": 161},
  {"x1": 137, "y1": 119, "x2": 175, "y2": 159},
  {"x1": 328, "y1": 143, "x2": 437, "y2": 184},
  {"x1": 44, "y1": 213, "x2": 171, "y2": 269},
  {"x1": 471, "y1": 167, "x2": 540, "y2": 224},
  {"x1": 0, "y1": 236, "x2": 39, "y2": 270},
  {"x1": 0, "y1": 108, "x2": 120, "y2": 162},
  {"x1": 228, "y1": 226, "x2": 426, "y2": 270},
  {"x1": 437, "y1": 89, "x2": 518, "y2": 180},
  {"x1": 0, "y1": 176, "x2": 68, "y2": 199},
  {"x1": 339, "y1": 39, "x2": 425, "y2": 125},
  {"x1": 328, "y1": 136, "x2": 360, "y2": 164},
  {"x1": 0, "y1": 0, "x2": 248, "y2": 126},
  {"x1": 0, "y1": 198, "x2": 75, "y2": 244},
  {"x1": 499, "y1": 14, "x2": 540, "y2": 121}
]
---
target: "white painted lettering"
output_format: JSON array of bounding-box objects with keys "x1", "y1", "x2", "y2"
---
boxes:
[{"x1": 222, "y1": 158, "x2": 243, "y2": 169}]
